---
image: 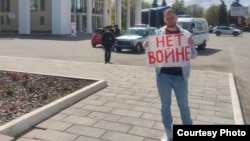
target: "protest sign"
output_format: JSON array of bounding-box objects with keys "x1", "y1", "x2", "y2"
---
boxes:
[{"x1": 145, "y1": 33, "x2": 191, "y2": 68}]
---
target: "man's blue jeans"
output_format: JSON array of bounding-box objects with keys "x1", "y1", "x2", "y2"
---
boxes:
[{"x1": 156, "y1": 73, "x2": 192, "y2": 131}]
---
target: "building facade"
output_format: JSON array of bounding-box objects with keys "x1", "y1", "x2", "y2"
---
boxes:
[{"x1": 0, "y1": 0, "x2": 142, "y2": 35}]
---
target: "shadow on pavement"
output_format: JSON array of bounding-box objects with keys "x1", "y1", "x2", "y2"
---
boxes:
[{"x1": 197, "y1": 48, "x2": 221, "y2": 56}]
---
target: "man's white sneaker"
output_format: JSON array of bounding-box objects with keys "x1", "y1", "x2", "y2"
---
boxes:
[
  {"x1": 161, "y1": 131, "x2": 172, "y2": 141},
  {"x1": 161, "y1": 133, "x2": 166, "y2": 141}
]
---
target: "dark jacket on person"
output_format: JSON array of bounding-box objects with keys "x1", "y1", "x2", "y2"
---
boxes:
[
  {"x1": 115, "y1": 27, "x2": 121, "y2": 37},
  {"x1": 102, "y1": 31, "x2": 115, "y2": 47}
]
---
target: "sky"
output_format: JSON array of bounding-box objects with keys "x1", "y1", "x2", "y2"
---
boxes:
[{"x1": 145, "y1": 0, "x2": 250, "y2": 10}]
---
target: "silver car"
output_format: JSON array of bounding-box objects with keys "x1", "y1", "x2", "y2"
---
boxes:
[
  {"x1": 213, "y1": 26, "x2": 243, "y2": 36},
  {"x1": 114, "y1": 26, "x2": 158, "y2": 53}
]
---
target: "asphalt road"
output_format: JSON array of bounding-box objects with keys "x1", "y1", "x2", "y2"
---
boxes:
[{"x1": 0, "y1": 33, "x2": 250, "y2": 124}]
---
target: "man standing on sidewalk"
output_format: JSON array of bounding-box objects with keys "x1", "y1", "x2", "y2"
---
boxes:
[
  {"x1": 102, "y1": 26, "x2": 115, "y2": 64},
  {"x1": 143, "y1": 8, "x2": 197, "y2": 141}
]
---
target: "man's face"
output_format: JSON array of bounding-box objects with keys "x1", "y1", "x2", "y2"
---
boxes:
[{"x1": 163, "y1": 13, "x2": 177, "y2": 28}]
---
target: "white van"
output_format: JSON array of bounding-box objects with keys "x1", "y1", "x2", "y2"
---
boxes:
[{"x1": 177, "y1": 17, "x2": 209, "y2": 50}]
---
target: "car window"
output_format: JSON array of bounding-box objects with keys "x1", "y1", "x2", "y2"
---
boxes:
[
  {"x1": 196, "y1": 22, "x2": 202, "y2": 31},
  {"x1": 201, "y1": 21, "x2": 208, "y2": 31},
  {"x1": 149, "y1": 29, "x2": 155, "y2": 35},
  {"x1": 229, "y1": 27, "x2": 235, "y2": 30},
  {"x1": 126, "y1": 29, "x2": 144, "y2": 35},
  {"x1": 94, "y1": 29, "x2": 103, "y2": 34},
  {"x1": 221, "y1": 27, "x2": 230, "y2": 30},
  {"x1": 177, "y1": 22, "x2": 189, "y2": 30}
]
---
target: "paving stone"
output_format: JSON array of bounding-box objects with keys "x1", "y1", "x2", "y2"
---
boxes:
[
  {"x1": 97, "y1": 96, "x2": 126, "y2": 103},
  {"x1": 50, "y1": 113, "x2": 69, "y2": 121},
  {"x1": 82, "y1": 105, "x2": 113, "y2": 113},
  {"x1": 110, "y1": 109, "x2": 143, "y2": 117},
  {"x1": 197, "y1": 115, "x2": 234, "y2": 124},
  {"x1": 103, "y1": 102, "x2": 133, "y2": 110},
  {"x1": 75, "y1": 136, "x2": 106, "y2": 141},
  {"x1": 131, "y1": 106, "x2": 161, "y2": 114},
  {"x1": 101, "y1": 131, "x2": 144, "y2": 141},
  {"x1": 128, "y1": 126, "x2": 164, "y2": 139},
  {"x1": 87, "y1": 112, "x2": 122, "y2": 122},
  {"x1": 118, "y1": 116, "x2": 155, "y2": 128},
  {"x1": 144, "y1": 138, "x2": 160, "y2": 141},
  {"x1": 37, "y1": 120, "x2": 73, "y2": 131},
  {"x1": 66, "y1": 125, "x2": 106, "y2": 138},
  {"x1": 152, "y1": 121, "x2": 165, "y2": 130},
  {"x1": 80, "y1": 99, "x2": 106, "y2": 105},
  {"x1": 93, "y1": 120, "x2": 131, "y2": 132},
  {"x1": 123, "y1": 99, "x2": 152, "y2": 107},
  {"x1": 16, "y1": 137, "x2": 46, "y2": 141},
  {"x1": 61, "y1": 107, "x2": 92, "y2": 116},
  {"x1": 141, "y1": 113, "x2": 162, "y2": 122},
  {"x1": 62, "y1": 115, "x2": 98, "y2": 126},
  {"x1": 22, "y1": 129, "x2": 78, "y2": 141}
]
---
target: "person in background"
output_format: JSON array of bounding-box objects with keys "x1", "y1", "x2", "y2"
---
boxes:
[
  {"x1": 114, "y1": 25, "x2": 121, "y2": 37},
  {"x1": 143, "y1": 8, "x2": 197, "y2": 141},
  {"x1": 102, "y1": 26, "x2": 115, "y2": 64}
]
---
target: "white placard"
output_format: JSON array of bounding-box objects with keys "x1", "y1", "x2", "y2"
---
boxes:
[{"x1": 145, "y1": 34, "x2": 191, "y2": 68}]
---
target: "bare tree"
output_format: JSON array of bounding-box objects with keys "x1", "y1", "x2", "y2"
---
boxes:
[{"x1": 186, "y1": 4, "x2": 204, "y2": 18}]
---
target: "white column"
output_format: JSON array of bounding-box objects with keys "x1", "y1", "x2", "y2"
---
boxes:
[
  {"x1": 135, "y1": 0, "x2": 141, "y2": 24},
  {"x1": 116, "y1": 0, "x2": 121, "y2": 28},
  {"x1": 52, "y1": 0, "x2": 71, "y2": 34},
  {"x1": 103, "y1": 0, "x2": 108, "y2": 26},
  {"x1": 18, "y1": 0, "x2": 30, "y2": 34},
  {"x1": 86, "y1": 0, "x2": 92, "y2": 33},
  {"x1": 79, "y1": 15, "x2": 82, "y2": 32},
  {"x1": 126, "y1": 0, "x2": 130, "y2": 29}
]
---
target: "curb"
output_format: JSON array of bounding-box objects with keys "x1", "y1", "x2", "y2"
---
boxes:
[
  {"x1": 228, "y1": 73, "x2": 244, "y2": 124},
  {"x1": 0, "y1": 79, "x2": 107, "y2": 137}
]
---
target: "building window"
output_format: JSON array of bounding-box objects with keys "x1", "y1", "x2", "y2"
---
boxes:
[
  {"x1": 0, "y1": 16, "x2": 4, "y2": 25},
  {"x1": 40, "y1": 0, "x2": 45, "y2": 11},
  {"x1": 30, "y1": 0, "x2": 45, "y2": 11},
  {"x1": 76, "y1": 0, "x2": 83, "y2": 12},
  {"x1": 40, "y1": 16, "x2": 45, "y2": 25},
  {"x1": 0, "y1": 0, "x2": 10, "y2": 12},
  {"x1": 71, "y1": 0, "x2": 76, "y2": 12},
  {"x1": 71, "y1": 0, "x2": 86, "y2": 13},
  {"x1": 6, "y1": 16, "x2": 10, "y2": 25},
  {"x1": 92, "y1": 0, "x2": 103, "y2": 14}
]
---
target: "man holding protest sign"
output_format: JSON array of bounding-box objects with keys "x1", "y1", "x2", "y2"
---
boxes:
[{"x1": 143, "y1": 8, "x2": 197, "y2": 141}]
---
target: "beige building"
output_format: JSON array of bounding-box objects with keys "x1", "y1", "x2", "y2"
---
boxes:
[
  {"x1": 0, "y1": 0, "x2": 113, "y2": 34},
  {"x1": 0, "y1": 0, "x2": 142, "y2": 35}
]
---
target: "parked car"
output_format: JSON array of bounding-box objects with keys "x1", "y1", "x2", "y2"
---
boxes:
[
  {"x1": 91, "y1": 28, "x2": 104, "y2": 47},
  {"x1": 209, "y1": 26, "x2": 214, "y2": 33},
  {"x1": 240, "y1": 27, "x2": 250, "y2": 32},
  {"x1": 213, "y1": 26, "x2": 243, "y2": 36},
  {"x1": 114, "y1": 26, "x2": 158, "y2": 53}
]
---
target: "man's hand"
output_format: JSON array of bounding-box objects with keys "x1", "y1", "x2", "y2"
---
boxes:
[
  {"x1": 188, "y1": 37, "x2": 194, "y2": 46},
  {"x1": 142, "y1": 41, "x2": 148, "y2": 49}
]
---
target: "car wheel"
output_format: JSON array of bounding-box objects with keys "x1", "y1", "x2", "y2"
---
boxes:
[
  {"x1": 198, "y1": 41, "x2": 206, "y2": 50},
  {"x1": 135, "y1": 43, "x2": 142, "y2": 53},
  {"x1": 215, "y1": 32, "x2": 221, "y2": 36},
  {"x1": 233, "y1": 32, "x2": 239, "y2": 36},
  {"x1": 92, "y1": 44, "x2": 96, "y2": 48},
  {"x1": 116, "y1": 48, "x2": 122, "y2": 52}
]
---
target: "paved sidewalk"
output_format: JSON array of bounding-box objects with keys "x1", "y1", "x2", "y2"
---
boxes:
[{"x1": 0, "y1": 56, "x2": 244, "y2": 141}]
